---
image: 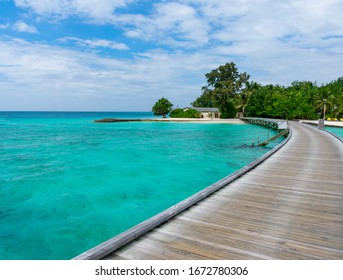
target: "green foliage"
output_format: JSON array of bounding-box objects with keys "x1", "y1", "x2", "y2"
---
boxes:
[
  {"x1": 191, "y1": 87, "x2": 214, "y2": 107},
  {"x1": 316, "y1": 77, "x2": 343, "y2": 119},
  {"x1": 192, "y1": 60, "x2": 343, "y2": 120},
  {"x1": 205, "y1": 62, "x2": 250, "y2": 93},
  {"x1": 219, "y1": 101, "x2": 237, "y2": 118},
  {"x1": 152, "y1": 97, "x2": 173, "y2": 118},
  {"x1": 236, "y1": 81, "x2": 261, "y2": 116},
  {"x1": 244, "y1": 79, "x2": 343, "y2": 120},
  {"x1": 245, "y1": 83, "x2": 318, "y2": 119},
  {"x1": 202, "y1": 62, "x2": 250, "y2": 118},
  {"x1": 170, "y1": 108, "x2": 201, "y2": 118}
]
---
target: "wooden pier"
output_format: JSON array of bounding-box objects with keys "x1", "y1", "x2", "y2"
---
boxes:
[{"x1": 75, "y1": 121, "x2": 343, "y2": 260}]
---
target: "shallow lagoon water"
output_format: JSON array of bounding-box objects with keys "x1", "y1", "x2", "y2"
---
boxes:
[
  {"x1": 0, "y1": 112, "x2": 282, "y2": 259},
  {"x1": 326, "y1": 126, "x2": 343, "y2": 139}
]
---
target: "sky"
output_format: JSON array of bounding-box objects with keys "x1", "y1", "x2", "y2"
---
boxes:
[{"x1": 0, "y1": 0, "x2": 342, "y2": 111}]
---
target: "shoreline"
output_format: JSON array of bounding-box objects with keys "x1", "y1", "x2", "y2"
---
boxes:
[
  {"x1": 299, "y1": 119, "x2": 343, "y2": 128},
  {"x1": 151, "y1": 118, "x2": 245, "y2": 124},
  {"x1": 94, "y1": 117, "x2": 245, "y2": 124}
]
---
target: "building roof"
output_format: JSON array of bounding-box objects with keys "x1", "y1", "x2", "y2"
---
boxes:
[{"x1": 193, "y1": 107, "x2": 220, "y2": 112}]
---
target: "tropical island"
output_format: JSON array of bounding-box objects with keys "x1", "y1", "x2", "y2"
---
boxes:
[
  {"x1": 152, "y1": 61, "x2": 343, "y2": 121},
  {"x1": 95, "y1": 61, "x2": 343, "y2": 124}
]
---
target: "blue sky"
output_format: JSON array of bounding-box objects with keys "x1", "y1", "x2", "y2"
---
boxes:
[{"x1": 1, "y1": 0, "x2": 342, "y2": 111}]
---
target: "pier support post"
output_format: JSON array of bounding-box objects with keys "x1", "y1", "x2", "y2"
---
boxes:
[{"x1": 318, "y1": 119, "x2": 325, "y2": 130}]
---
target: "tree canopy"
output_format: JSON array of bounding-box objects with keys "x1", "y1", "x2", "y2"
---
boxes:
[
  {"x1": 152, "y1": 97, "x2": 173, "y2": 118},
  {"x1": 153, "y1": 62, "x2": 343, "y2": 121},
  {"x1": 170, "y1": 108, "x2": 201, "y2": 118},
  {"x1": 191, "y1": 61, "x2": 343, "y2": 120},
  {"x1": 191, "y1": 87, "x2": 214, "y2": 108},
  {"x1": 201, "y1": 62, "x2": 249, "y2": 118},
  {"x1": 245, "y1": 79, "x2": 343, "y2": 120}
]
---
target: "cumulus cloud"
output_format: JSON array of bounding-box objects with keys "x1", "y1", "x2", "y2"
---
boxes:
[
  {"x1": 13, "y1": 0, "x2": 343, "y2": 49},
  {"x1": 14, "y1": 0, "x2": 132, "y2": 20},
  {"x1": 14, "y1": 0, "x2": 342, "y2": 50},
  {"x1": 123, "y1": 2, "x2": 210, "y2": 46},
  {"x1": 172, "y1": 0, "x2": 343, "y2": 83},
  {"x1": 0, "y1": 21, "x2": 38, "y2": 34},
  {"x1": 60, "y1": 37, "x2": 129, "y2": 50},
  {"x1": 71, "y1": 0, "x2": 132, "y2": 21},
  {"x1": 14, "y1": 0, "x2": 211, "y2": 46},
  {"x1": 13, "y1": 20, "x2": 38, "y2": 33},
  {"x1": 125, "y1": 0, "x2": 343, "y2": 50},
  {"x1": 152, "y1": 2, "x2": 209, "y2": 44},
  {"x1": 0, "y1": 37, "x2": 209, "y2": 110},
  {"x1": 3, "y1": 0, "x2": 343, "y2": 110}
]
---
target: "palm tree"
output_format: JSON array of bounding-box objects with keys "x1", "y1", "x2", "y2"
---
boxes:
[
  {"x1": 314, "y1": 88, "x2": 335, "y2": 119},
  {"x1": 236, "y1": 81, "x2": 261, "y2": 117}
]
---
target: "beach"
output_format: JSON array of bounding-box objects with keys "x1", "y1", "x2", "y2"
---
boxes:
[
  {"x1": 300, "y1": 119, "x2": 343, "y2": 127},
  {"x1": 95, "y1": 117, "x2": 245, "y2": 124},
  {"x1": 152, "y1": 118, "x2": 245, "y2": 124},
  {"x1": 160, "y1": 118, "x2": 343, "y2": 127}
]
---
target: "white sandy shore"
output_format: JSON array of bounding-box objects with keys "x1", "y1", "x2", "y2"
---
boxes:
[
  {"x1": 299, "y1": 120, "x2": 343, "y2": 128},
  {"x1": 153, "y1": 118, "x2": 343, "y2": 127},
  {"x1": 150, "y1": 118, "x2": 245, "y2": 124}
]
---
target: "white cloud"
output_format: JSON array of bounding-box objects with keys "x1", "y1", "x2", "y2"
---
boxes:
[
  {"x1": 0, "y1": 37, "x2": 210, "y2": 111},
  {"x1": 173, "y1": 0, "x2": 343, "y2": 84},
  {"x1": 13, "y1": 20, "x2": 38, "y2": 33},
  {"x1": 13, "y1": 0, "x2": 343, "y2": 48},
  {"x1": 71, "y1": 0, "x2": 131, "y2": 21},
  {"x1": 123, "y1": 0, "x2": 343, "y2": 50},
  {"x1": 153, "y1": 2, "x2": 209, "y2": 44},
  {"x1": 122, "y1": 2, "x2": 210, "y2": 48},
  {"x1": 14, "y1": 0, "x2": 210, "y2": 46},
  {"x1": 2, "y1": 0, "x2": 343, "y2": 110},
  {"x1": 176, "y1": 0, "x2": 343, "y2": 46},
  {"x1": 60, "y1": 37, "x2": 129, "y2": 50},
  {"x1": 14, "y1": 0, "x2": 132, "y2": 20},
  {"x1": 83, "y1": 38, "x2": 129, "y2": 50},
  {"x1": 14, "y1": 0, "x2": 69, "y2": 18},
  {"x1": 2, "y1": 31, "x2": 341, "y2": 110}
]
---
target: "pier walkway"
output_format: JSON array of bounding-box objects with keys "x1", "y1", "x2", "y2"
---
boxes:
[{"x1": 84, "y1": 122, "x2": 343, "y2": 259}]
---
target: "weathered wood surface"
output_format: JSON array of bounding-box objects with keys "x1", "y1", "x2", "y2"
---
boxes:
[
  {"x1": 102, "y1": 122, "x2": 343, "y2": 260},
  {"x1": 259, "y1": 128, "x2": 289, "y2": 146}
]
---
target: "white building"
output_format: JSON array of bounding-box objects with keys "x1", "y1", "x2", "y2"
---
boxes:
[{"x1": 193, "y1": 107, "x2": 221, "y2": 119}]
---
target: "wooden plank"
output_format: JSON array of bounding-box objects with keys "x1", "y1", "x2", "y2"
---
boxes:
[{"x1": 259, "y1": 129, "x2": 289, "y2": 146}]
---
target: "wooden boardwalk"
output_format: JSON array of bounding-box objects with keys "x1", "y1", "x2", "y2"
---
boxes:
[{"x1": 101, "y1": 122, "x2": 343, "y2": 260}]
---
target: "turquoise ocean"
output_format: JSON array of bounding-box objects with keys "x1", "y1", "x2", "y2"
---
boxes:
[
  {"x1": 326, "y1": 126, "x2": 343, "y2": 139},
  {"x1": 0, "y1": 112, "x2": 284, "y2": 260}
]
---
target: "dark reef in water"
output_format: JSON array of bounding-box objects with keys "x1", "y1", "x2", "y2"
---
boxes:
[{"x1": 94, "y1": 118, "x2": 145, "y2": 123}]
